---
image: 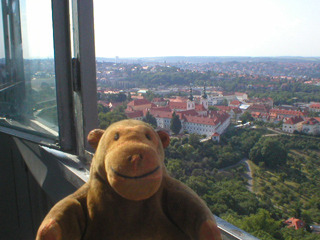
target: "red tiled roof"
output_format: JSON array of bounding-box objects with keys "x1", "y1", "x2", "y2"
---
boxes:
[
  {"x1": 284, "y1": 218, "x2": 306, "y2": 230},
  {"x1": 230, "y1": 100, "x2": 241, "y2": 105},
  {"x1": 309, "y1": 103, "x2": 320, "y2": 109},
  {"x1": 150, "y1": 106, "x2": 172, "y2": 112},
  {"x1": 235, "y1": 92, "x2": 246, "y2": 96},
  {"x1": 149, "y1": 110, "x2": 173, "y2": 119},
  {"x1": 184, "y1": 115, "x2": 220, "y2": 125},
  {"x1": 232, "y1": 108, "x2": 242, "y2": 114},
  {"x1": 195, "y1": 104, "x2": 207, "y2": 111},
  {"x1": 184, "y1": 111, "x2": 230, "y2": 126},
  {"x1": 125, "y1": 106, "x2": 135, "y2": 112},
  {"x1": 251, "y1": 112, "x2": 261, "y2": 117},
  {"x1": 152, "y1": 98, "x2": 165, "y2": 102},
  {"x1": 269, "y1": 109, "x2": 305, "y2": 116},
  {"x1": 126, "y1": 110, "x2": 143, "y2": 118},
  {"x1": 178, "y1": 109, "x2": 198, "y2": 116},
  {"x1": 98, "y1": 100, "x2": 108, "y2": 107},
  {"x1": 215, "y1": 106, "x2": 235, "y2": 111},
  {"x1": 302, "y1": 117, "x2": 319, "y2": 125},
  {"x1": 214, "y1": 111, "x2": 230, "y2": 123},
  {"x1": 212, "y1": 132, "x2": 220, "y2": 136},
  {"x1": 168, "y1": 96, "x2": 187, "y2": 102},
  {"x1": 284, "y1": 116, "x2": 304, "y2": 125},
  {"x1": 269, "y1": 112, "x2": 277, "y2": 118},
  {"x1": 168, "y1": 101, "x2": 187, "y2": 110},
  {"x1": 127, "y1": 98, "x2": 151, "y2": 106}
]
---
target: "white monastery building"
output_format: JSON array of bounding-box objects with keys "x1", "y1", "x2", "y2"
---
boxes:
[{"x1": 125, "y1": 86, "x2": 231, "y2": 141}]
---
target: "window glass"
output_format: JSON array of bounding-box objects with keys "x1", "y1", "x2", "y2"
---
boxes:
[{"x1": 0, "y1": 0, "x2": 58, "y2": 139}]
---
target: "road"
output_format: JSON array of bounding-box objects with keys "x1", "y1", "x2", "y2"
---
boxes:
[
  {"x1": 219, "y1": 158, "x2": 253, "y2": 192},
  {"x1": 243, "y1": 159, "x2": 253, "y2": 192}
]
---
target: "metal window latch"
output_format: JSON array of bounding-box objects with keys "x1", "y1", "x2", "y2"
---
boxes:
[{"x1": 72, "y1": 58, "x2": 81, "y2": 92}]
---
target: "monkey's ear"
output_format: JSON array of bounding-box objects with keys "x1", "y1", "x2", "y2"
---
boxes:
[
  {"x1": 157, "y1": 130, "x2": 170, "y2": 149},
  {"x1": 87, "y1": 129, "x2": 105, "y2": 150}
]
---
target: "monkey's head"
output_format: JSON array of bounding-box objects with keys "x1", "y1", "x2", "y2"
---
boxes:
[{"x1": 87, "y1": 119, "x2": 170, "y2": 201}]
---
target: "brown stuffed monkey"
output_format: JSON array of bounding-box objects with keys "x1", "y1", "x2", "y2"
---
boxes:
[{"x1": 36, "y1": 119, "x2": 222, "y2": 240}]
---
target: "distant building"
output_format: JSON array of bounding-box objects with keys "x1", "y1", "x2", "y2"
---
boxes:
[
  {"x1": 269, "y1": 109, "x2": 306, "y2": 119},
  {"x1": 125, "y1": 86, "x2": 230, "y2": 140},
  {"x1": 247, "y1": 104, "x2": 270, "y2": 114},
  {"x1": 126, "y1": 98, "x2": 155, "y2": 111},
  {"x1": 137, "y1": 89, "x2": 148, "y2": 95},
  {"x1": 215, "y1": 106, "x2": 243, "y2": 122},
  {"x1": 230, "y1": 108, "x2": 243, "y2": 121},
  {"x1": 108, "y1": 101, "x2": 124, "y2": 110},
  {"x1": 208, "y1": 96, "x2": 224, "y2": 106},
  {"x1": 251, "y1": 112, "x2": 269, "y2": 122},
  {"x1": 97, "y1": 100, "x2": 109, "y2": 108},
  {"x1": 244, "y1": 97, "x2": 273, "y2": 108},
  {"x1": 183, "y1": 111, "x2": 230, "y2": 137},
  {"x1": 229, "y1": 100, "x2": 242, "y2": 107},
  {"x1": 282, "y1": 116, "x2": 304, "y2": 133},
  {"x1": 309, "y1": 103, "x2": 320, "y2": 113},
  {"x1": 125, "y1": 110, "x2": 144, "y2": 121},
  {"x1": 284, "y1": 218, "x2": 306, "y2": 230},
  {"x1": 301, "y1": 117, "x2": 320, "y2": 135},
  {"x1": 235, "y1": 92, "x2": 248, "y2": 101},
  {"x1": 151, "y1": 97, "x2": 167, "y2": 107},
  {"x1": 152, "y1": 111, "x2": 173, "y2": 130},
  {"x1": 211, "y1": 132, "x2": 220, "y2": 142},
  {"x1": 200, "y1": 85, "x2": 209, "y2": 110}
]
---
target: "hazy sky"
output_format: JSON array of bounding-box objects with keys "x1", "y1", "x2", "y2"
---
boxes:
[
  {"x1": 0, "y1": 0, "x2": 319, "y2": 59},
  {"x1": 0, "y1": 0, "x2": 54, "y2": 59},
  {"x1": 94, "y1": 0, "x2": 320, "y2": 58}
]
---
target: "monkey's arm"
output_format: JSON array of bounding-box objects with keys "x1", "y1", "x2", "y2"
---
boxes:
[
  {"x1": 36, "y1": 197, "x2": 86, "y2": 240},
  {"x1": 164, "y1": 177, "x2": 222, "y2": 240}
]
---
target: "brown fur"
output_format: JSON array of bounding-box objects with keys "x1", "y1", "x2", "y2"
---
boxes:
[{"x1": 36, "y1": 119, "x2": 221, "y2": 240}]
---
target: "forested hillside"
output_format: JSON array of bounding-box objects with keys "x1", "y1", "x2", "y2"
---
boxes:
[
  {"x1": 165, "y1": 127, "x2": 320, "y2": 240},
  {"x1": 101, "y1": 64, "x2": 320, "y2": 104}
]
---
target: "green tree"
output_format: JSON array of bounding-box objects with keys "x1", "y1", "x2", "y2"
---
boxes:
[
  {"x1": 98, "y1": 111, "x2": 127, "y2": 129},
  {"x1": 223, "y1": 209, "x2": 282, "y2": 240},
  {"x1": 98, "y1": 103, "x2": 127, "y2": 129},
  {"x1": 117, "y1": 92, "x2": 127, "y2": 102},
  {"x1": 208, "y1": 106, "x2": 220, "y2": 111},
  {"x1": 170, "y1": 112, "x2": 182, "y2": 135},
  {"x1": 127, "y1": 92, "x2": 132, "y2": 101},
  {"x1": 223, "y1": 98, "x2": 228, "y2": 106},
  {"x1": 166, "y1": 158, "x2": 185, "y2": 179},
  {"x1": 188, "y1": 133, "x2": 200, "y2": 147},
  {"x1": 249, "y1": 138, "x2": 287, "y2": 168},
  {"x1": 143, "y1": 111, "x2": 157, "y2": 128},
  {"x1": 143, "y1": 90, "x2": 159, "y2": 102},
  {"x1": 97, "y1": 103, "x2": 110, "y2": 114},
  {"x1": 240, "y1": 111, "x2": 254, "y2": 123}
]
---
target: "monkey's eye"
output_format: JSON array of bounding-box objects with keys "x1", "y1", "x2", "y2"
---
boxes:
[
  {"x1": 114, "y1": 133, "x2": 119, "y2": 140},
  {"x1": 146, "y1": 133, "x2": 152, "y2": 140}
]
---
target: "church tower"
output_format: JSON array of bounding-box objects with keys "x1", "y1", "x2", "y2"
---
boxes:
[
  {"x1": 200, "y1": 84, "x2": 208, "y2": 110},
  {"x1": 187, "y1": 85, "x2": 195, "y2": 110}
]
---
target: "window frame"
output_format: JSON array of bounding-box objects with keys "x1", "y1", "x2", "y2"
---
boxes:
[{"x1": 0, "y1": 0, "x2": 98, "y2": 161}]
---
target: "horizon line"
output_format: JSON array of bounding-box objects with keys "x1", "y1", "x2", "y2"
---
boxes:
[{"x1": 96, "y1": 55, "x2": 320, "y2": 59}]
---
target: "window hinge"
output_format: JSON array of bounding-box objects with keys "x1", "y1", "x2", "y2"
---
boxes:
[{"x1": 72, "y1": 58, "x2": 81, "y2": 92}]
